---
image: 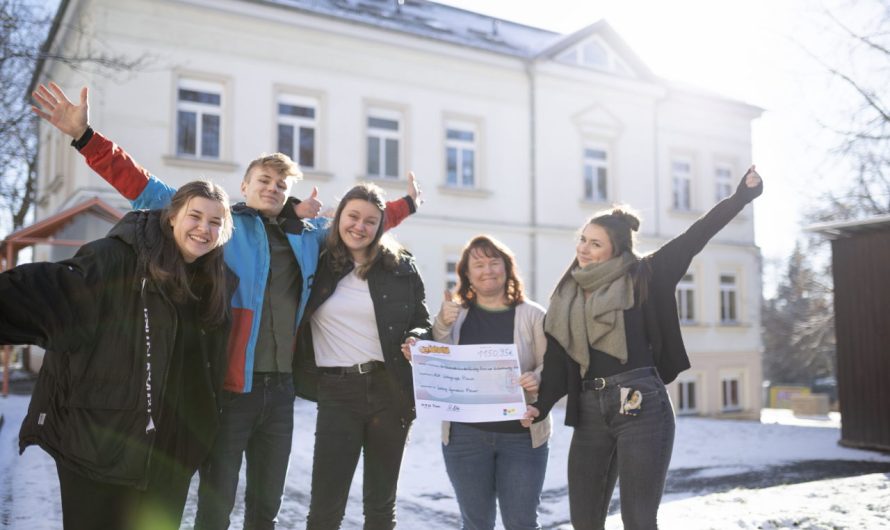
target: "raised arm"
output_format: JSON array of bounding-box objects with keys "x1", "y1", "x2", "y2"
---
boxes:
[
  {"x1": 32, "y1": 82, "x2": 175, "y2": 209},
  {"x1": 383, "y1": 171, "x2": 422, "y2": 230},
  {"x1": 652, "y1": 165, "x2": 764, "y2": 284}
]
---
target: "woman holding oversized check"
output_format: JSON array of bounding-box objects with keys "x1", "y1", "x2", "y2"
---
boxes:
[{"x1": 430, "y1": 235, "x2": 551, "y2": 530}]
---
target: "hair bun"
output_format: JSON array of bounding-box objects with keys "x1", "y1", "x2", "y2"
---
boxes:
[{"x1": 610, "y1": 208, "x2": 640, "y2": 232}]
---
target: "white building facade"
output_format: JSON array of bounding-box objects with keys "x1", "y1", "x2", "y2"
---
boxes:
[{"x1": 34, "y1": 0, "x2": 763, "y2": 416}]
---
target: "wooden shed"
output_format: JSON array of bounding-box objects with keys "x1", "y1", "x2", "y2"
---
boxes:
[{"x1": 809, "y1": 214, "x2": 890, "y2": 452}]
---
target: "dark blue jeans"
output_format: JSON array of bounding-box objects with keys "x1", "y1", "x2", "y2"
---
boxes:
[
  {"x1": 194, "y1": 373, "x2": 295, "y2": 530},
  {"x1": 567, "y1": 367, "x2": 675, "y2": 530},
  {"x1": 442, "y1": 423, "x2": 549, "y2": 530},
  {"x1": 56, "y1": 460, "x2": 192, "y2": 530},
  {"x1": 305, "y1": 369, "x2": 410, "y2": 530}
]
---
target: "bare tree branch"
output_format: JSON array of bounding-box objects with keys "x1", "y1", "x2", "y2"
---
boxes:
[
  {"x1": 0, "y1": 0, "x2": 149, "y2": 236},
  {"x1": 824, "y1": 5, "x2": 890, "y2": 57},
  {"x1": 797, "y1": 0, "x2": 890, "y2": 222}
]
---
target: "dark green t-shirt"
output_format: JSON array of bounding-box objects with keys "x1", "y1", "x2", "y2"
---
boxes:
[{"x1": 253, "y1": 215, "x2": 302, "y2": 374}]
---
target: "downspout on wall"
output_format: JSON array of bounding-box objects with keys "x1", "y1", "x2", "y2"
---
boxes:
[
  {"x1": 653, "y1": 95, "x2": 662, "y2": 238},
  {"x1": 524, "y1": 59, "x2": 538, "y2": 299}
]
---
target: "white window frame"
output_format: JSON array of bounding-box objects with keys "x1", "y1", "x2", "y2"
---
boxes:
[
  {"x1": 676, "y1": 273, "x2": 695, "y2": 324},
  {"x1": 721, "y1": 374, "x2": 742, "y2": 412},
  {"x1": 277, "y1": 94, "x2": 318, "y2": 170},
  {"x1": 583, "y1": 145, "x2": 609, "y2": 202},
  {"x1": 366, "y1": 108, "x2": 402, "y2": 179},
  {"x1": 676, "y1": 377, "x2": 699, "y2": 415},
  {"x1": 445, "y1": 255, "x2": 459, "y2": 292},
  {"x1": 445, "y1": 120, "x2": 477, "y2": 189},
  {"x1": 715, "y1": 162, "x2": 734, "y2": 202},
  {"x1": 671, "y1": 157, "x2": 692, "y2": 211},
  {"x1": 176, "y1": 78, "x2": 223, "y2": 159},
  {"x1": 719, "y1": 273, "x2": 739, "y2": 324}
]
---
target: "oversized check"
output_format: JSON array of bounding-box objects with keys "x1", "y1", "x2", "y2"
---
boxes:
[{"x1": 410, "y1": 340, "x2": 526, "y2": 422}]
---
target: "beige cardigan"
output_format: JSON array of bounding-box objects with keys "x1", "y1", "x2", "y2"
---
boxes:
[{"x1": 432, "y1": 300, "x2": 553, "y2": 448}]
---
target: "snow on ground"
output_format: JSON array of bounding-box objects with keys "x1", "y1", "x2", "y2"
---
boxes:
[
  {"x1": 642, "y1": 473, "x2": 890, "y2": 530},
  {"x1": 1, "y1": 393, "x2": 889, "y2": 529}
]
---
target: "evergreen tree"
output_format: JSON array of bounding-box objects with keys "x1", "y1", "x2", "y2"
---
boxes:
[{"x1": 762, "y1": 242, "x2": 836, "y2": 385}]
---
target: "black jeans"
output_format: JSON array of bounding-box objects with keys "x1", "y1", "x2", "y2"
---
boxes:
[
  {"x1": 195, "y1": 373, "x2": 295, "y2": 530},
  {"x1": 56, "y1": 460, "x2": 191, "y2": 530},
  {"x1": 306, "y1": 369, "x2": 410, "y2": 530},
  {"x1": 567, "y1": 367, "x2": 675, "y2": 530}
]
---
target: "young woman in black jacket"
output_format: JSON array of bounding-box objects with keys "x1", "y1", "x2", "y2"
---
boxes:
[
  {"x1": 0, "y1": 181, "x2": 236, "y2": 530},
  {"x1": 295, "y1": 183, "x2": 430, "y2": 530},
  {"x1": 523, "y1": 167, "x2": 763, "y2": 529}
]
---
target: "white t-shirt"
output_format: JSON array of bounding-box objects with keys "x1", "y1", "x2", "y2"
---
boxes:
[{"x1": 311, "y1": 269, "x2": 384, "y2": 367}]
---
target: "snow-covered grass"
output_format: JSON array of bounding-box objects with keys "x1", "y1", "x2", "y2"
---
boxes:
[
  {"x1": 1, "y1": 393, "x2": 888, "y2": 529},
  {"x1": 642, "y1": 473, "x2": 890, "y2": 530}
]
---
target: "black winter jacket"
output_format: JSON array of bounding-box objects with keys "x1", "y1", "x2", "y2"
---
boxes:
[
  {"x1": 0, "y1": 210, "x2": 236, "y2": 489},
  {"x1": 294, "y1": 250, "x2": 431, "y2": 423},
  {"x1": 535, "y1": 176, "x2": 763, "y2": 426}
]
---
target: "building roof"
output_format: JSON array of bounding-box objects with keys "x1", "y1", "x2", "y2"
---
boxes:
[
  {"x1": 806, "y1": 214, "x2": 890, "y2": 239},
  {"x1": 533, "y1": 19, "x2": 656, "y2": 79},
  {"x1": 260, "y1": 0, "x2": 562, "y2": 57},
  {"x1": 29, "y1": 0, "x2": 562, "y2": 97},
  {"x1": 31, "y1": 0, "x2": 759, "y2": 117}
]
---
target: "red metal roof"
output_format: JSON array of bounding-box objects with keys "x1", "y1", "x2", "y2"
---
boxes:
[{"x1": 0, "y1": 197, "x2": 124, "y2": 271}]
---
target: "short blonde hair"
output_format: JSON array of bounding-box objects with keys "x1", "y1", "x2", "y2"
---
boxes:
[{"x1": 243, "y1": 152, "x2": 302, "y2": 182}]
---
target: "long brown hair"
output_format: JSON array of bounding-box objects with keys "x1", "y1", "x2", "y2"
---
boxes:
[
  {"x1": 148, "y1": 180, "x2": 234, "y2": 326},
  {"x1": 552, "y1": 205, "x2": 651, "y2": 303},
  {"x1": 454, "y1": 235, "x2": 525, "y2": 307},
  {"x1": 326, "y1": 183, "x2": 405, "y2": 279}
]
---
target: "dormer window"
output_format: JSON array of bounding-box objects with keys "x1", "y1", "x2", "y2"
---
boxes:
[
  {"x1": 580, "y1": 39, "x2": 608, "y2": 68},
  {"x1": 556, "y1": 36, "x2": 632, "y2": 75}
]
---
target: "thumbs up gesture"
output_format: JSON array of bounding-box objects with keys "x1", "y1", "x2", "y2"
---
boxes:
[
  {"x1": 295, "y1": 186, "x2": 323, "y2": 218},
  {"x1": 437, "y1": 289, "x2": 462, "y2": 328}
]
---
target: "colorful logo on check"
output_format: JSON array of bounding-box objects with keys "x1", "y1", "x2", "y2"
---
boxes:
[{"x1": 419, "y1": 345, "x2": 451, "y2": 354}]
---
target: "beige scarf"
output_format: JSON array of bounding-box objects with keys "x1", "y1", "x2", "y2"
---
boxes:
[{"x1": 545, "y1": 252, "x2": 636, "y2": 377}]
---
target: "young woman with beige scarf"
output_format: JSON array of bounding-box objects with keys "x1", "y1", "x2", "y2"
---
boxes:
[{"x1": 523, "y1": 166, "x2": 763, "y2": 529}]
